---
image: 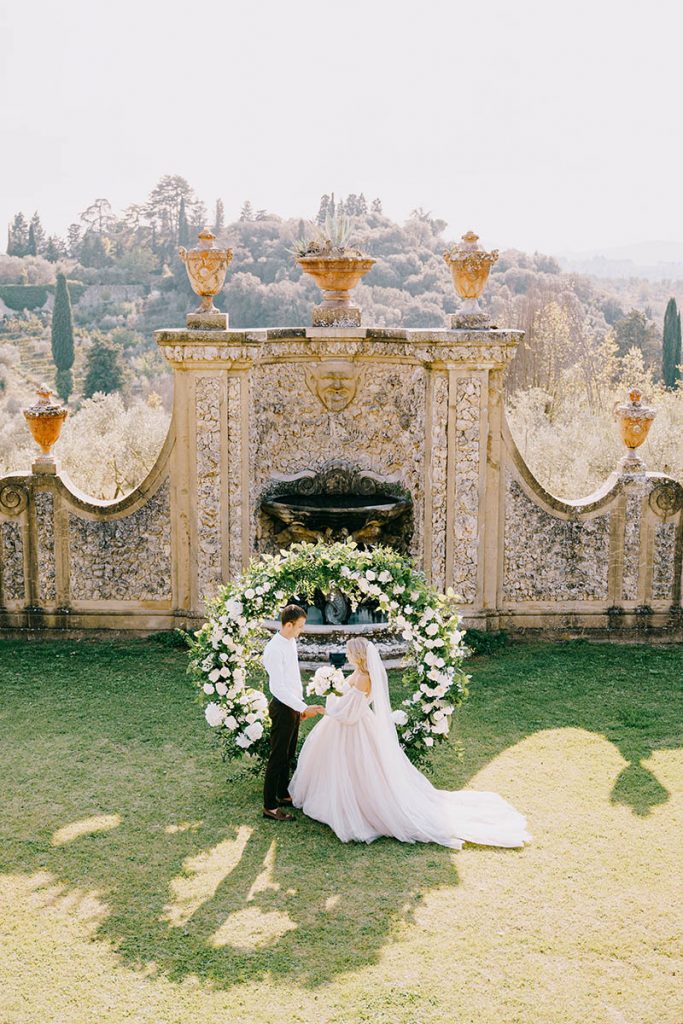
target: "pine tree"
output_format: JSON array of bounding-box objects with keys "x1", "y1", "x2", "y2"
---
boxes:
[
  {"x1": 662, "y1": 297, "x2": 682, "y2": 388},
  {"x1": 8, "y1": 212, "x2": 29, "y2": 256},
  {"x1": 44, "y1": 237, "x2": 62, "y2": 263},
  {"x1": 67, "y1": 223, "x2": 82, "y2": 259},
  {"x1": 357, "y1": 193, "x2": 368, "y2": 215},
  {"x1": 239, "y1": 200, "x2": 254, "y2": 222},
  {"x1": 51, "y1": 273, "x2": 75, "y2": 401},
  {"x1": 178, "y1": 196, "x2": 190, "y2": 245},
  {"x1": 83, "y1": 336, "x2": 125, "y2": 397},
  {"x1": 371, "y1": 197, "x2": 383, "y2": 214},
  {"x1": 213, "y1": 198, "x2": 225, "y2": 235},
  {"x1": 316, "y1": 195, "x2": 330, "y2": 225}
]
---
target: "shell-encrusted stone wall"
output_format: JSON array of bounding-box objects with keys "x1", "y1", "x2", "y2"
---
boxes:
[
  {"x1": 652, "y1": 521, "x2": 677, "y2": 601},
  {"x1": 195, "y1": 377, "x2": 222, "y2": 602},
  {"x1": 250, "y1": 360, "x2": 427, "y2": 561},
  {"x1": 452, "y1": 377, "x2": 481, "y2": 604},
  {"x1": 35, "y1": 490, "x2": 56, "y2": 603},
  {"x1": 0, "y1": 519, "x2": 24, "y2": 603},
  {"x1": 503, "y1": 477, "x2": 611, "y2": 602},
  {"x1": 69, "y1": 480, "x2": 171, "y2": 601}
]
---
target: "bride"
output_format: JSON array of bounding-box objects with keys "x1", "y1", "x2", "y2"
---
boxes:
[{"x1": 289, "y1": 637, "x2": 531, "y2": 849}]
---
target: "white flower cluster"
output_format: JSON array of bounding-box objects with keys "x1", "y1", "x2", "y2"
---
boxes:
[
  {"x1": 190, "y1": 541, "x2": 470, "y2": 766},
  {"x1": 306, "y1": 665, "x2": 345, "y2": 698},
  {"x1": 193, "y1": 599, "x2": 270, "y2": 753}
]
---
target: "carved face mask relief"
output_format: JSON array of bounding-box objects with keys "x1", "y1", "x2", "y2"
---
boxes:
[{"x1": 306, "y1": 361, "x2": 362, "y2": 412}]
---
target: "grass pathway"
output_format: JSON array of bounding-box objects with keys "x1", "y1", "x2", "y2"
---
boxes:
[{"x1": 0, "y1": 637, "x2": 681, "y2": 1023}]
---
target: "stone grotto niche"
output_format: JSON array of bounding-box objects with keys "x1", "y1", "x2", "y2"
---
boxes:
[{"x1": 259, "y1": 460, "x2": 414, "y2": 625}]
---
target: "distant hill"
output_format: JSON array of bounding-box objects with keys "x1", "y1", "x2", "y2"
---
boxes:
[{"x1": 557, "y1": 240, "x2": 683, "y2": 281}]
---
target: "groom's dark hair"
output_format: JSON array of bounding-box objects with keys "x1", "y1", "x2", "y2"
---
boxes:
[{"x1": 281, "y1": 604, "x2": 307, "y2": 626}]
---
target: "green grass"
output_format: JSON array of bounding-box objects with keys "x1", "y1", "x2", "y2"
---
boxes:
[{"x1": 0, "y1": 637, "x2": 681, "y2": 1024}]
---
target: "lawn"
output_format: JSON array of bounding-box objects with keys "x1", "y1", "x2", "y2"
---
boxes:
[{"x1": 0, "y1": 636, "x2": 681, "y2": 1024}]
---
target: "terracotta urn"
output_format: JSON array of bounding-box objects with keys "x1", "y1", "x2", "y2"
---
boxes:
[
  {"x1": 23, "y1": 384, "x2": 68, "y2": 464},
  {"x1": 179, "y1": 228, "x2": 233, "y2": 314},
  {"x1": 297, "y1": 254, "x2": 376, "y2": 327},
  {"x1": 443, "y1": 231, "x2": 499, "y2": 329},
  {"x1": 613, "y1": 388, "x2": 656, "y2": 471}
]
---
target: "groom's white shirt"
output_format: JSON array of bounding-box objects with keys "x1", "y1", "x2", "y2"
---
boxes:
[{"x1": 263, "y1": 632, "x2": 307, "y2": 713}]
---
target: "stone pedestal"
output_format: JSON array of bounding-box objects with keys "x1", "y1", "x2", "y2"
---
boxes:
[
  {"x1": 186, "y1": 312, "x2": 228, "y2": 330},
  {"x1": 312, "y1": 305, "x2": 361, "y2": 328}
]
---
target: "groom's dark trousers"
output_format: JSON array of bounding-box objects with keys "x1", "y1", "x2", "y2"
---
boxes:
[{"x1": 264, "y1": 697, "x2": 300, "y2": 809}]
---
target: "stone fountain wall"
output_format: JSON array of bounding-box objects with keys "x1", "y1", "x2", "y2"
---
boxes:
[{"x1": 1, "y1": 324, "x2": 681, "y2": 637}]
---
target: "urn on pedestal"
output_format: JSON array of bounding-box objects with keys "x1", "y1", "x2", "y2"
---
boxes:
[
  {"x1": 295, "y1": 216, "x2": 375, "y2": 327},
  {"x1": 23, "y1": 385, "x2": 68, "y2": 474},
  {"x1": 614, "y1": 388, "x2": 656, "y2": 473},
  {"x1": 444, "y1": 231, "x2": 499, "y2": 329},
  {"x1": 178, "y1": 228, "x2": 233, "y2": 329}
]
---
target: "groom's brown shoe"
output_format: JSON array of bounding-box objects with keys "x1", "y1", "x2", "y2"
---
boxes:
[
  {"x1": 263, "y1": 807, "x2": 295, "y2": 822},
  {"x1": 277, "y1": 795, "x2": 293, "y2": 807}
]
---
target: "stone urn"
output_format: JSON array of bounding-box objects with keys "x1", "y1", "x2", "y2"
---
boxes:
[
  {"x1": 297, "y1": 252, "x2": 376, "y2": 327},
  {"x1": 443, "y1": 230, "x2": 499, "y2": 329},
  {"x1": 614, "y1": 388, "x2": 656, "y2": 472},
  {"x1": 23, "y1": 384, "x2": 68, "y2": 468},
  {"x1": 178, "y1": 228, "x2": 233, "y2": 328}
]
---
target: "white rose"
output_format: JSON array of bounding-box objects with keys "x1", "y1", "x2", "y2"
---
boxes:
[
  {"x1": 219, "y1": 652, "x2": 228, "y2": 662},
  {"x1": 410, "y1": 591, "x2": 420, "y2": 601},
  {"x1": 379, "y1": 570, "x2": 392, "y2": 583},
  {"x1": 392, "y1": 710, "x2": 409, "y2": 726},
  {"x1": 393, "y1": 585, "x2": 405, "y2": 595},
  {"x1": 235, "y1": 733, "x2": 251, "y2": 749},
  {"x1": 205, "y1": 703, "x2": 225, "y2": 727},
  {"x1": 225, "y1": 598, "x2": 243, "y2": 620},
  {"x1": 262, "y1": 581, "x2": 271, "y2": 592},
  {"x1": 203, "y1": 682, "x2": 216, "y2": 695},
  {"x1": 424, "y1": 736, "x2": 434, "y2": 747},
  {"x1": 244, "y1": 588, "x2": 256, "y2": 599},
  {"x1": 275, "y1": 590, "x2": 285, "y2": 600},
  {"x1": 245, "y1": 721, "x2": 264, "y2": 742},
  {"x1": 432, "y1": 718, "x2": 449, "y2": 735},
  {"x1": 340, "y1": 566, "x2": 352, "y2": 578},
  {"x1": 225, "y1": 715, "x2": 238, "y2": 731},
  {"x1": 365, "y1": 570, "x2": 376, "y2": 581},
  {"x1": 426, "y1": 623, "x2": 439, "y2": 636},
  {"x1": 219, "y1": 667, "x2": 231, "y2": 679},
  {"x1": 216, "y1": 682, "x2": 228, "y2": 695}
]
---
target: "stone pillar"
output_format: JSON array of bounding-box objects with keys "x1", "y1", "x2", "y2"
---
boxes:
[
  {"x1": 437, "y1": 330, "x2": 520, "y2": 624},
  {"x1": 156, "y1": 326, "x2": 255, "y2": 614}
]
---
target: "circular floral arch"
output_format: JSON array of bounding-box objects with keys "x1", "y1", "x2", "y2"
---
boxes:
[{"x1": 187, "y1": 541, "x2": 470, "y2": 768}]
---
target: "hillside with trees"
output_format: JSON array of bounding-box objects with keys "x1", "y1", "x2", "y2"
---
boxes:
[{"x1": 1, "y1": 177, "x2": 682, "y2": 498}]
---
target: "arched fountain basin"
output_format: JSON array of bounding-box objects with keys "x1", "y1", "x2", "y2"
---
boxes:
[
  {"x1": 261, "y1": 492, "x2": 411, "y2": 535},
  {"x1": 261, "y1": 620, "x2": 408, "y2": 671}
]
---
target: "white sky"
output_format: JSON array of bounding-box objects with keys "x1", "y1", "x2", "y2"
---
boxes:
[{"x1": 1, "y1": 0, "x2": 681, "y2": 254}]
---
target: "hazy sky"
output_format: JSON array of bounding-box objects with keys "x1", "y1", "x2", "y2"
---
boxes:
[{"x1": 1, "y1": 0, "x2": 681, "y2": 254}]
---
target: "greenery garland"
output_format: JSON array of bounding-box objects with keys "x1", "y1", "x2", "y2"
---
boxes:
[{"x1": 187, "y1": 540, "x2": 471, "y2": 769}]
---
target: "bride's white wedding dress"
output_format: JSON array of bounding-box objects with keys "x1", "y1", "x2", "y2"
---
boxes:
[{"x1": 289, "y1": 643, "x2": 531, "y2": 849}]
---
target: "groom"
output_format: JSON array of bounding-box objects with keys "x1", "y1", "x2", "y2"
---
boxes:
[{"x1": 262, "y1": 604, "x2": 324, "y2": 821}]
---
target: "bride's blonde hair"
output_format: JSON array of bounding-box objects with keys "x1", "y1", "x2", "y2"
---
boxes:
[{"x1": 346, "y1": 637, "x2": 369, "y2": 673}]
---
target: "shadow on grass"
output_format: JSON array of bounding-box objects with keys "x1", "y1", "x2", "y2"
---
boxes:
[{"x1": 0, "y1": 636, "x2": 681, "y2": 990}]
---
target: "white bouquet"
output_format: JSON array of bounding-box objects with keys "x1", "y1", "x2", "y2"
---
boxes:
[{"x1": 306, "y1": 664, "x2": 345, "y2": 698}]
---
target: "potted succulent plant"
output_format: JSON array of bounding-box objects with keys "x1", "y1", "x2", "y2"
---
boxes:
[{"x1": 294, "y1": 213, "x2": 376, "y2": 327}]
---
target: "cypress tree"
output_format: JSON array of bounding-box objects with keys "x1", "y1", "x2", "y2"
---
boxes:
[
  {"x1": 213, "y1": 198, "x2": 224, "y2": 235},
  {"x1": 27, "y1": 222, "x2": 37, "y2": 256},
  {"x1": 83, "y1": 336, "x2": 125, "y2": 397},
  {"x1": 51, "y1": 272, "x2": 75, "y2": 401},
  {"x1": 662, "y1": 297, "x2": 682, "y2": 388},
  {"x1": 178, "y1": 196, "x2": 190, "y2": 245}
]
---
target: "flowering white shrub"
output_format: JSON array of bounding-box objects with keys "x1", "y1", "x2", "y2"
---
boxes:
[{"x1": 186, "y1": 540, "x2": 471, "y2": 769}]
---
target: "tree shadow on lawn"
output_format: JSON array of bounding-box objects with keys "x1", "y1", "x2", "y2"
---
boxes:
[
  {"x1": 0, "y1": 636, "x2": 680, "y2": 992},
  {"x1": 438, "y1": 639, "x2": 683, "y2": 820}
]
